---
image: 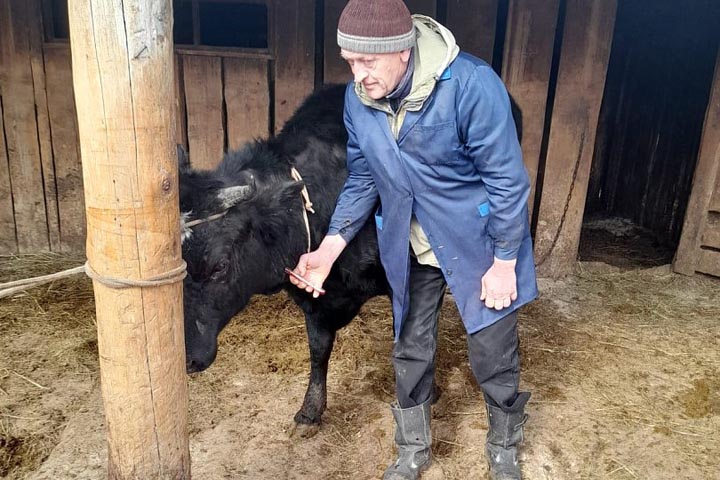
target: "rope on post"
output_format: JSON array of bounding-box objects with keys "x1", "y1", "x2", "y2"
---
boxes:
[{"x1": 0, "y1": 261, "x2": 187, "y2": 299}]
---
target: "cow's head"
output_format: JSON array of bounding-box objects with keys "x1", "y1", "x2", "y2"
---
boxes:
[{"x1": 177, "y1": 145, "x2": 307, "y2": 372}]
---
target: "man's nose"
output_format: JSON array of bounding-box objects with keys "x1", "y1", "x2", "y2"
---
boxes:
[{"x1": 354, "y1": 68, "x2": 368, "y2": 83}]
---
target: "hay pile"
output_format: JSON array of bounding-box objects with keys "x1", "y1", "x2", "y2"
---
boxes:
[{"x1": 1, "y1": 252, "x2": 719, "y2": 479}]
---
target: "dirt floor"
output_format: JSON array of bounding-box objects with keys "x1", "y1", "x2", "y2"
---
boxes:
[{"x1": 1, "y1": 230, "x2": 719, "y2": 479}]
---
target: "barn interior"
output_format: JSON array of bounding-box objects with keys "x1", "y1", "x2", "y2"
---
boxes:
[
  {"x1": 1, "y1": 1, "x2": 720, "y2": 479},
  {"x1": 579, "y1": 0, "x2": 720, "y2": 270}
]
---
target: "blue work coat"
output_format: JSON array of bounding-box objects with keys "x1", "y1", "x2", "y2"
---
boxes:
[{"x1": 328, "y1": 53, "x2": 538, "y2": 339}]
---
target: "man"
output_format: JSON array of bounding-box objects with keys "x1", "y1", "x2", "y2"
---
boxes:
[{"x1": 290, "y1": 1, "x2": 537, "y2": 478}]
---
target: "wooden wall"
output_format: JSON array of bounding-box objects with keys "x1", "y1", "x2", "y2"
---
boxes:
[{"x1": 1, "y1": 0, "x2": 718, "y2": 278}]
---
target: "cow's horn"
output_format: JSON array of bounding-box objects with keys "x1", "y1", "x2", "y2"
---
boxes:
[{"x1": 217, "y1": 185, "x2": 254, "y2": 209}]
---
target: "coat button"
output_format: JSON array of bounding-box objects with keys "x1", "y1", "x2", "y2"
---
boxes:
[{"x1": 446, "y1": 269, "x2": 453, "y2": 276}]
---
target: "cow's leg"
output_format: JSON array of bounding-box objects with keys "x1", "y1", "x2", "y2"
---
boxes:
[
  {"x1": 291, "y1": 299, "x2": 362, "y2": 438},
  {"x1": 291, "y1": 312, "x2": 336, "y2": 438}
]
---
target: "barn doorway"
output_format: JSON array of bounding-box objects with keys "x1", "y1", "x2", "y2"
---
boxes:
[{"x1": 580, "y1": 0, "x2": 720, "y2": 270}]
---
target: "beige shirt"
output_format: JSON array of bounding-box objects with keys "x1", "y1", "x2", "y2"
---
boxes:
[{"x1": 410, "y1": 216, "x2": 440, "y2": 267}]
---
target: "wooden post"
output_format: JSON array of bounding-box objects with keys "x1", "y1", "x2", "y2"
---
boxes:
[
  {"x1": 68, "y1": 1, "x2": 190, "y2": 479},
  {"x1": 502, "y1": 0, "x2": 560, "y2": 216},
  {"x1": 533, "y1": 0, "x2": 617, "y2": 278},
  {"x1": 674, "y1": 49, "x2": 720, "y2": 277}
]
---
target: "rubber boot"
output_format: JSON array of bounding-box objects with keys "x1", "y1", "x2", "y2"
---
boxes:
[
  {"x1": 485, "y1": 392, "x2": 530, "y2": 480},
  {"x1": 383, "y1": 399, "x2": 432, "y2": 480}
]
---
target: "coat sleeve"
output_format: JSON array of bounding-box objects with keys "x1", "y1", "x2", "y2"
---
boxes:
[
  {"x1": 327, "y1": 85, "x2": 379, "y2": 244},
  {"x1": 457, "y1": 65, "x2": 530, "y2": 260}
]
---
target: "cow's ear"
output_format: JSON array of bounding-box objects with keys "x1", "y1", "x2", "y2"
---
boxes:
[{"x1": 177, "y1": 144, "x2": 191, "y2": 174}]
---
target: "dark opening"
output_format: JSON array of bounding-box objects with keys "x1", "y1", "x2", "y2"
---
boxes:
[
  {"x1": 48, "y1": 0, "x2": 70, "y2": 41},
  {"x1": 173, "y1": 0, "x2": 268, "y2": 48},
  {"x1": 581, "y1": 0, "x2": 720, "y2": 270}
]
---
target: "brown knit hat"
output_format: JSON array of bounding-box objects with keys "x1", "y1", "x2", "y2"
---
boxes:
[{"x1": 337, "y1": 0, "x2": 416, "y2": 54}]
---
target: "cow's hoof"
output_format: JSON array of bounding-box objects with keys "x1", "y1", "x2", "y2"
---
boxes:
[{"x1": 289, "y1": 421, "x2": 320, "y2": 438}]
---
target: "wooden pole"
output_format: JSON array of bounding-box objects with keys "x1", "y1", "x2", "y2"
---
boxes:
[
  {"x1": 533, "y1": 0, "x2": 617, "y2": 278},
  {"x1": 68, "y1": 1, "x2": 190, "y2": 479}
]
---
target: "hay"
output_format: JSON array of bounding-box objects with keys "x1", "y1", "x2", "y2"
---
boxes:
[{"x1": 2, "y1": 252, "x2": 719, "y2": 479}]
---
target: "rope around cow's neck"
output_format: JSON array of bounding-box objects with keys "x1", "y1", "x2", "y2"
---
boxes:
[{"x1": 290, "y1": 166, "x2": 315, "y2": 253}]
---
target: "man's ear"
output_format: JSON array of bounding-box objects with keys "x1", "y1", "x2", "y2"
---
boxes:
[{"x1": 400, "y1": 48, "x2": 412, "y2": 63}]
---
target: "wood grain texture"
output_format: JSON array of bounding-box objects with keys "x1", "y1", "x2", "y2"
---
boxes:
[
  {"x1": 183, "y1": 55, "x2": 224, "y2": 170},
  {"x1": 446, "y1": 0, "x2": 498, "y2": 63},
  {"x1": 224, "y1": 57, "x2": 270, "y2": 149},
  {"x1": 44, "y1": 45, "x2": 85, "y2": 252},
  {"x1": 674, "y1": 49, "x2": 720, "y2": 276},
  {"x1": 534, "y1": 0, "x2": 617, "y2": 278},
  {"x1": 274, "y1": 0, "x2": 315, "y2": 133},
  {"x1": 502, "y1": 0, "x2": 560, "y2": 217},
  {"x1": 68, "y1": 0, "x2": 190, "y2": 477},
  {"x1": 0, "y1": 0, "x2": 49, "y2": 252},
  {"x1": 0, "y1": 95, "x2": 17, "y2": 253},
  {"x1": 323, "y1": 0, "x2": 350, "y2": 85}
]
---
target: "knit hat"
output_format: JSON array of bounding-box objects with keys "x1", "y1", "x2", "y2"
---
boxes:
[{"x1": 337, "y1": 0, "x2": 416, "y2": 54}]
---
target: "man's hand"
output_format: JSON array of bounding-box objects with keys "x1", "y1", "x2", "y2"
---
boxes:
[
  {"x1": 480, "y1": 257, "x2": 518, "y2": 310},
  {"x1": 289, "y1": 235, "x2": 347, "y2": 298}
]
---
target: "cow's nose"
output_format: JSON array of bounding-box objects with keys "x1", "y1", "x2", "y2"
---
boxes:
[{"x1": 186, "y1": 358, "x2": 205, "y2": 374}]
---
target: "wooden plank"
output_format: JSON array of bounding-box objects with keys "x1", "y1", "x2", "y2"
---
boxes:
[
  {"x1": 183, "y1": 55, "x2": 224, "y2": 170},
  {"x1": 699, "y1": 213, "x2": 720, "y2": 250},
  {"x1": 502, "y1": 0, "x2": 560, "y2": 216},
  {"x1": 273, "y1": 0, "x2": 315, "y2": 133},
  {"x1": 695, "y1": 248, "x2": 720, "y2": 278},
  {"x1": 28, "y1": 0, "x2": 61, "y2": 251},
  {"x1": 174, "y1": 53, "x2": 188, "y2": 149},
  {"x1": 534, "y1": 0, "x2": 617, "y2": 278},
  {"x1": 674, "y1": 48, "x2": 720, "y2": 275},
  {"x1": 446, "y1": 0, "x2": 498, "y2": 63},
  {"x1": 44, "y1": 45, "x2": 85, "y2": 252},
  {"x1": 0, "y1": 97, "x2": 18, "y2": 253},
  {"x1": 68, "y1": 0, "x2": 190, "y2": 477},
  {"x1": 324, "y1": 0, "x2": 351, "y2": 85},
  {"x1": 0, "y1": 0, "x2": 50, "y2": 252},
  {"x1": 405, "y1": 0, "x2": 436, "y2": 17},
  {"x1": 224, "y1": 57, "x2": 270, "y2": 149}
]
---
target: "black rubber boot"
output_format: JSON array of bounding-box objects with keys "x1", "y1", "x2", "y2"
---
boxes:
[
  {"x1": 485, "y1": 392, "x2": 530, "y2": 480},
  {"x1": 383, "y1": 399, "x2": 432, "y2": 480}
]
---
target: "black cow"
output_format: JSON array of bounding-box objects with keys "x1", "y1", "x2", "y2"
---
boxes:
[
  {"x1": 179, "y1": 84, "x2": 522, "y2": 437},
  {"x1": 179, "y1": 85, "x2": 388, "y2": 436}
]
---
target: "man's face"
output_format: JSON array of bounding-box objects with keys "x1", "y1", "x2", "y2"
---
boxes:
[{"x1": 341, "y1": 49, "x2": 412, "y2": 100}]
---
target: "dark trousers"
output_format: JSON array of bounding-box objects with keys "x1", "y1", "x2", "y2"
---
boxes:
[{"x1": 393, "y1": 257, "x2": 522, "y2": 411}]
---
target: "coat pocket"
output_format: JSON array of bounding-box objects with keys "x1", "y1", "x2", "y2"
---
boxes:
[{"x1": 404, "y1": 121, "x2": 463, "y2": 166}]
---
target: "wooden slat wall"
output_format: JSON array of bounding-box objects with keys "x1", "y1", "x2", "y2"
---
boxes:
[
  {"x1": 183, "y1": 55, "x2": 225, "y2": 170},
  {"x1": 324, "y1": 0, "x2": 350, "y2": 85},
  {"x1": 274, "y1": 0, "x2": 315, "y2": 133},
  {"x1": 44, "y1": 45, "x2": 85, "y2": 251},
  {"x1": 533, "y1": 0, "x2": 617, "y2": 278},
  {"x1": 502, "y1": 0, "x2": 560, "y2": 216},
  {"x1": 674, "y1": 49, "x2": 720, "y2": 277},
  {"x1": 224, "y1": 58, "x2": 270, "y2": 150},
  {"x1": 446, "y1": 0, "x2": 499, "y2": 64},
  {"x1": 0, "y1": 98, "x2": 16, "y2": 253},
  {"x1": 174, "y1": 54, "x2": 188, "y2": 149},
  {"x1": 0, "y1": 0, "x2": 50, "y2": 252},
  {"x1": 405, "y1": 0, "x2": 436, "y2": 17}
]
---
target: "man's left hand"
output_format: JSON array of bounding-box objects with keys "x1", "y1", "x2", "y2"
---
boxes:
[{"x1": 480, "y1": 257, "x2": 518, "y2": 310}]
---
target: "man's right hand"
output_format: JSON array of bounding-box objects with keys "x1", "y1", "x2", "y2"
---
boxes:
[{"x1": 289, "y1": 235, "x2": 347, "y2": 298}]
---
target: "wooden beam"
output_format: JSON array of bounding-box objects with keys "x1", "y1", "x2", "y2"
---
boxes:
[
  {"x1": 674, "y1": 48, "x2": 720, "y2": 275},
  {"x1": 534, "y1": 0, "x2": 617, "y2": 278},
  {"x1": 324, "y1": 0, "x2": 350, "y2": 85},
  {"x1": 446, "y1": 0, "x2": 498, "y2": 64},
  {"x1": 273, "y1": 0, "x2": 315, "y2": 133},
  {"x1": 183, "y1": 55, "x2": 224, "y2": 170},
  {"x1": 502, "y1": 0, "x2": 560, "y2": 217},
  {"x1": 224, "y1": 57, "x2": 270, "y2": 149},
  {"x1": 0, "y1": 0, "x2": 50, "y2": 252},
  {"x1": 0, "y1": 95, "x2": 17, "y2": 253},
  {"x1": 68, "y1": 1, "x2": 190, "y2": 478}
]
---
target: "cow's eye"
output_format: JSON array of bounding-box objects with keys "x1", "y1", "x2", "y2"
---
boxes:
[{"x1": 210, "y1": 258, "x2": 230, "y2": 281}]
